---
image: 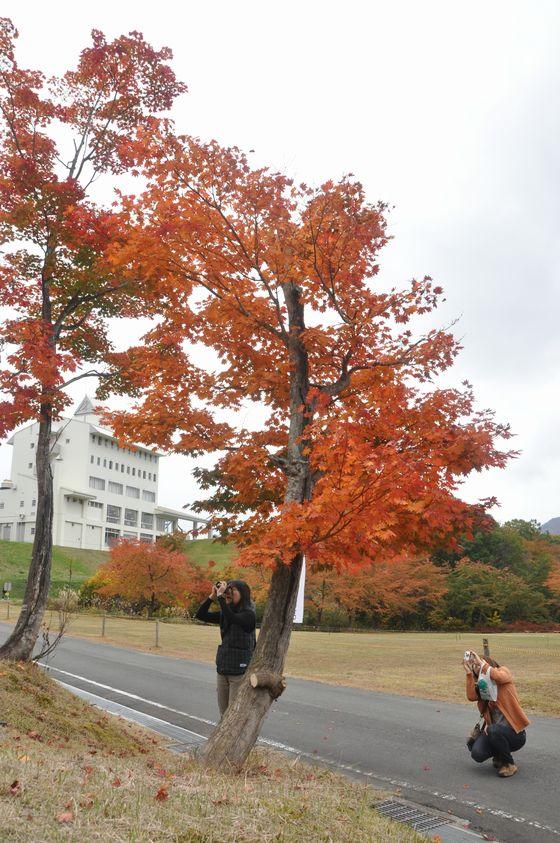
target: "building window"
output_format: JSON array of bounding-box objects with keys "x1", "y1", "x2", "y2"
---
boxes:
[
  {"x1": 121, "y1": 465, "x2": 125, "y2": 473},
  {"x1": 148, "y1": 473, "x2": 152, "y2": 481},
  {"x1": 97, "y1": 457, "x2": 101, "y2": 466},
  {"x1": 109, "y1": 461, "x2": 113, "y2": 469},
  {"x1": 30, "y1": 527, "x2": 35, "y2": 535},
  {"x1": 20, "y1": 501, "x2": 24, "y2": 508},
  {"x1": 104, "y1": 527, "x2": 120, "y2": 547},
  {"x1": 98, "y1": 436, "x2": 102, "y2": 445},
  {"x1": 126, "y1": 466, "x2": 130, "y2": 475},
  {"x1": 28, "y1": 462, "x2": 33, "y2": 469},
  {"x1": 124, "y1": 509, "x2": 138, "y2": 527},
  {"x1": 142, "y1": 471, "x2": 146, "y2": 480},
  {"x1": 142, "y1": 490, "x2": 155, "y2": 502},
  {"x1": 104, "y1": 439, "x2": 108, "y2": 448},
  {"x1": 88, "y1": 500, "x2": 103, "y2": 510},
  {"x1": 32, "y1": 499, "x2": 36, "y2": 507},
  {"x1": 139, "y1": 533, "x2": 153, "y2": 543},
  {"x1": 132, "y1": 468, "x2": 136, "y2": 477},
  {"x1": 115, "y1": 462, "x2": 119, "y2": 471},
  {"x1": 153, "y1": 474, "x2": 157, "y2": 482},
  {"x1": 106, "y1": 505, "x2": 121, "y2": 524},
  {"x1": 123, "y1": 531, "x2": 137, "y2": 540},
  {"x1": 0, "y1": 503, "x2": 4, "y2": 510},
  {"x1": 108, "y1": 481, "x2": 123, "y2": 495},
  {"x1": 156, "y1": 516, "x2": 169, "y2": 532},
  {"x1": 103, "y1": 459, "x2": 107, "y2": 468},
  {"x1": 89, "y1": 476, "x2": 105, "y2": 491},
  {"x1": 65, "y1": 438, "x2": 70, "y2": 444},
  {"x1": 30, "y1": 442, "x2": 35, "y2": 448},
  {"x1": 90, "y1": 455, "x2": 94, "y2": 463},
  {"x1": 141, "y1": 512, "x2": 154, "y2": 529},
  {"x1": 126, "y1": 486, "x2": 140, "y2": 499}
]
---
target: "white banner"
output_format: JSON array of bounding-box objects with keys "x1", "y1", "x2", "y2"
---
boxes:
[{"x1": 294, "y1": 557, "x2": 306, "y2": 624}]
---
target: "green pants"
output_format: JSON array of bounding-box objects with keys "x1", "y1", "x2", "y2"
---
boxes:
[{"x1": 217, "y1": 673, "x2": 244, "y2": 717}]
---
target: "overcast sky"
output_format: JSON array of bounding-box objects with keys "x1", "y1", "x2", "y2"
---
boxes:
[{"x1": 1, "y1": 0, "x2": 559, "y2": 524}]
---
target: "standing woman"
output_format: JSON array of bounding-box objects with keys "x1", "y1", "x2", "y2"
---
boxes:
[
  {"x1": 464, "y1": 650, "x2": 530, "y2": 777},
  {"x1": 195, "y1": 580, "x2": 256, "y2": 718}
]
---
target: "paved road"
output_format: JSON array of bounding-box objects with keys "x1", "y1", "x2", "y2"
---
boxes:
[{"x1": 1, "y1": 624, "x2": 559, "y2": 842}]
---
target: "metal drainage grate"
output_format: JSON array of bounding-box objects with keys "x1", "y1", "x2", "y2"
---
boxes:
[{"x1": 375, "y1": 800, "x2": 452, "y2": 833}]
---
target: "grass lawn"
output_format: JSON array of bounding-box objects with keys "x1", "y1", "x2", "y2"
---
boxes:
[
  {"x1": 0, "y1": 662, "x2": 419, "y2": 842},
  {"x1": 0, "y1": 538, "x2": 236, "y2": 599},
  {"x1": 11, "y1": 605, "x2": 559, "y2": 718}
]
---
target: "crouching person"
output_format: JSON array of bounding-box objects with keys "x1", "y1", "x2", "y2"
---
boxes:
[
  {"x1": 463, "y1": 650, "x2": 529, "y2": 778},
  {"x1": 195, "y1": 580, "x2": 256, "y2": 718}
]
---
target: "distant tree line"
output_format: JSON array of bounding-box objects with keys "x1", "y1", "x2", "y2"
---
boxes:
[{"x1": 79, "y1": 519, "x2": 560, "y2": 631}]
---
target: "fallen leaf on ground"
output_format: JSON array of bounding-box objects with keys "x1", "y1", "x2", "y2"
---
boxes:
[
  {"x1": 155, "y1": 786, "x2": 168, "y2": 802},
  {"x1": 56, "y1": 812, "x2": 73, "y2": 824},
  {"x1": 9, "y1": 780, "x2": 21, "y2": 796},
  {"x1": 112, "y1": 777, "x2": 122, "y2": 787}
]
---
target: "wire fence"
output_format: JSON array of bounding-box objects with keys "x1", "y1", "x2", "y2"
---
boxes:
[{"x1": 2, "y1": 600, "x2": 560, "y2": 656}]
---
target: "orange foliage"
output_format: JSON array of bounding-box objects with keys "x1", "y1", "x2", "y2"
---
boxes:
[
  {"x1": 104, "y1": 133, "x2": 513, "y2": 576},
  {"x1": 0, "y1": 19, "x2": 185, "y2": 435},
  {"x1": 547, "y1": 563, "x2": 560, "y2": 596},
  {"x1": 97, "y1": 540, "x2": 198, "y2": 614},
  {"x1": 305, "y1": 557, "x2": 448, "y2": 625}
]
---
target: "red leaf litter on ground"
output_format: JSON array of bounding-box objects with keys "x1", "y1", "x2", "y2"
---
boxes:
[
  {"x1": 155, "y1": 786, "x2": 168, "y2": 802},
  {"x1": 56, "y1": 812, "x2": 73, "y2": 824},
  {"x1": 9, "y1": 780, "x2": 21, "y2": 797}
]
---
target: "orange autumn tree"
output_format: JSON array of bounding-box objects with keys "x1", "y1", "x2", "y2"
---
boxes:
[
  {"x1": 0, "y1": 20, "x2": 185, "y2": 661},
  {"x1": 105, "y1": 134, "x2": 513, "y2": 768},
  {"x1": 95, "y1": 540, "x2": 193, "y2": 617},
  {"x1": 338, "y1": 557, "x2": 448, "y2": 627}
]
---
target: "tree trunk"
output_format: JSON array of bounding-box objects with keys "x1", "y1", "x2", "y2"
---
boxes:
[
  {"x1": 202, "y1": 282, "x2": 312, "y2": 770},
  {"x1": 0, "y1": 404, "x2": 54, "y2": 661}
]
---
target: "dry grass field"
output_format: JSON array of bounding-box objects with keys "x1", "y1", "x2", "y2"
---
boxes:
[
  {"x1": 15, "y1": 603, "x2": 559, "y2": 718},
  {"x1": 0, "y1": 661, "x2": 420, "y2": 842}
]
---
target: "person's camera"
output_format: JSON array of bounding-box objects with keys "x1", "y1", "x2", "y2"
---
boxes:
[
  {"x1": 464, "y1": 650, "x2": 471, "y2": 660},
  {"x1": 215, "y1": 581, "x2": 222, "y2": 588}
]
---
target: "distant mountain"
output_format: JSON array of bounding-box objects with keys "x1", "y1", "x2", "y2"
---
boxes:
[{"x1": 541, "y1": 517, "x2": 560, "y2": 535}]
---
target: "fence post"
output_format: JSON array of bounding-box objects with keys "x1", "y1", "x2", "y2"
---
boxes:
[
  {"x1": 101, "y1": 612, "x2": 106, "y2": 638},
  {"x1": 155, "y1": 619, "x2": 160, "y2": 648}
]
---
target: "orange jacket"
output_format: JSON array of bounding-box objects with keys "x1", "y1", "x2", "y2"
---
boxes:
[{"x1": 466, "y1": 663, "x2": 530, "y2": 734}]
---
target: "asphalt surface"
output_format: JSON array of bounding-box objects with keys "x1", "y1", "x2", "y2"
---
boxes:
[{"x1": 1, "y1": 623, "x2": 559, "y2": 842}]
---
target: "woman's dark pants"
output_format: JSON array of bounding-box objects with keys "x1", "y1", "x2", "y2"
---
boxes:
[{"x1": 471, "y1": 724, "x2": 526, "y2": 766}]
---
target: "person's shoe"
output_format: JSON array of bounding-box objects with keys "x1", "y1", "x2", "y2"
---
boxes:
[
  {"x1": 498, "y1": 763, "x2": 518, "y2": 778},
  {"x1": 492, "y1": 756, "x2": 502, "y2": 769}
]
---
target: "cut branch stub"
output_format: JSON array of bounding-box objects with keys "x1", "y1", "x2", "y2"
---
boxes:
[
  {"x1": 250, "y1": 670, "x2": 287, "y2": 700},
  {"x1": 482, "y1": 638, "x2": 491, "y2": 660}
]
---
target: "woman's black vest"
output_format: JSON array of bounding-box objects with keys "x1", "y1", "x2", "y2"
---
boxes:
[{"x1": 216, "y1": 608, "x2": 256, "y2": 676}]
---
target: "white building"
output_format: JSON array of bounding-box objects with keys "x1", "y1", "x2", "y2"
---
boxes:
[{"x1": 0, "y1": 396, "x2": 206, "y2": 550}]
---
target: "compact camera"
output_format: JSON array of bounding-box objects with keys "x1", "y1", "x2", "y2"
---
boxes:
[{"x1": 464, "y1": 650, "x2": 472, "y2": 660}]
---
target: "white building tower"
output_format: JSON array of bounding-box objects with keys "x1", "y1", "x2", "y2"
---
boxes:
[{"x1": 0, "y1": 397, "x2": 206, "y2": 550}]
